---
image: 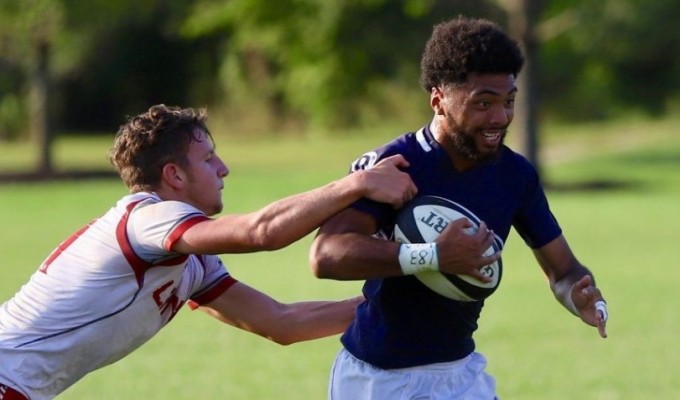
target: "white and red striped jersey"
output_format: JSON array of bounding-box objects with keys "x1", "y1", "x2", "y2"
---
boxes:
[{"x1": 0, "y1": 192, "x2": 235, "y2": 399}]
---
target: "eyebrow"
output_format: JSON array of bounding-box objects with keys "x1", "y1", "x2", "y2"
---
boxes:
[{"x1": 472, "y1": 87, "x2": 518, "y2": 97}]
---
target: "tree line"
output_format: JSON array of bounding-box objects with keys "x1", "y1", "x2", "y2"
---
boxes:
[{"x1": 1, "y1": 0, "x2": 679, "y2": 172}]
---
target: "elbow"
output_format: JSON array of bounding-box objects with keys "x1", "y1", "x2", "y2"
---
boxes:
[
  {"x1": 249, "y1": 328, "x2": 297, "y2": 346},
  {"x1": 269, "y1": 334, "x2": 296, "y2": 346},
  {"x1": 309, "y1": 239, "x2": 337, "y2": 279},
  {"x1": 251, "y1": 311, "x2": 300, "y2": 346}
]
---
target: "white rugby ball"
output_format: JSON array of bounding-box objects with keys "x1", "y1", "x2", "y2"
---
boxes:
[{"x1": 394, "y1": 195, "x2": 503, "y2": 301}]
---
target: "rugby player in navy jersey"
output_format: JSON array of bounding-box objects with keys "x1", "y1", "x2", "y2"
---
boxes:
[{"x1": 310, "y1": 16, "x2": 609, "y2": 399}]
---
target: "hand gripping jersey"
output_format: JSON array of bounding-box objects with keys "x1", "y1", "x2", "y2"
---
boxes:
[
  {"x1": 341, "y1": 124, "x2": 562, "y2": 369},
  {"x1": 0, "y1": 193, "x2": 236, "y2": 399}
]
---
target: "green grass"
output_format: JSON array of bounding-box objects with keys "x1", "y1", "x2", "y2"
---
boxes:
[{"x1": 1, "y1": 116, "x2": 679, "y2": 399}]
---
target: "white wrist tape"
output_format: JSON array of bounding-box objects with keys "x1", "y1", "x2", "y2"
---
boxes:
[
  {"x1": 595, "y1": 300, "x2": 608, "y2": 322},
  {"x1": 398, "y1": 243, "x2": 439, "y2": 275}
]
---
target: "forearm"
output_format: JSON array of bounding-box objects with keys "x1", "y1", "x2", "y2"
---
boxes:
[
  {"x1": 179, "y1": 175, "x2": 369, "y2": 254},
  {"x1": 266, "y1": 297, "x2": 363, "y2": 345},
  {"x1": 201, "y1": 283, "x2": 362, "y2": 345},
  {"x1": 310, "y1": 232, "x2": 403, "y2": 280},
  {"x1": 250, "y1": 176, "x2": 367, "y2": 250},
  {"x1": 256, "y1": 154, "x2": 416, "y2": 249}
]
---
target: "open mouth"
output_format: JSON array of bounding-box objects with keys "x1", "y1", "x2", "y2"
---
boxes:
[{"x1": 481, "y1": 131, "x2": 504, "y2": 145}]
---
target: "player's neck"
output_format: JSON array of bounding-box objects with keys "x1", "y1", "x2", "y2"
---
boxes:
[{"x1": 430, "y1": 120, "x2": 477, "y2": 172}]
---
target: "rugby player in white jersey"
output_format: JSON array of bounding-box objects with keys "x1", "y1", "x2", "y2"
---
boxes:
[{"x1": 0, "y1": 104, "x2": 417, "y2": 400}]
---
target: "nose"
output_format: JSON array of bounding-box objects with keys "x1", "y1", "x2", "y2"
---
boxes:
[
  {"x1": 489, "y1": 104, "x2": 511, "y2": 126},
  {"x1": 218, "y1": 158, "x2": 229, "y2": 178}
]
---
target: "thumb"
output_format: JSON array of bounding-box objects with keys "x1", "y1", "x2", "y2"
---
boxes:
[{"x1": 574, "y1": 275, "x2": 592, "y2": 293}]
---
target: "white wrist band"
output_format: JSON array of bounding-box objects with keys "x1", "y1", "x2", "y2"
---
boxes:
[
  {"x1": 398, "y1": 243, "x2": 439, "y2": 275},
  {"x1": 595, "y1": 300, "x2": 608, "y2": 322}
]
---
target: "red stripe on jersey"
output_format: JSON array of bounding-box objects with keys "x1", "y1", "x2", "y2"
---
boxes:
[
  {"x1": 163, "y1": 215, "x2": 210, "y2": 251},
  {"x1": 117, "y1": 200, "x2": 153, "y2": 286},
  {"x1": 39, "y1": 221, "x2": 94, "y2": 274},
  {"x1": 0, "y1": 383, "x2": 29, "y2": 400},
  {"x1": 187, "y1": 275, "x2": 238, "y2": 309}
]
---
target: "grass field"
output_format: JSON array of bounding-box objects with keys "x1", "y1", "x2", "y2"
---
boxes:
[{"x1": 1, "y1": 117, "x2": 679, "y2": 399}]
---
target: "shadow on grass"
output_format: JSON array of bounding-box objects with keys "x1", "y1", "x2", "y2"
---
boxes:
[
  {"x1": 0, "y1": 169, "x2": 118, "y2": 184},
  {"x1": 545, "y1": 179, "x2": 645, "y2": 192},
  {"x1": 545, "y1": 149, "x2": 679, "y2": 192}
]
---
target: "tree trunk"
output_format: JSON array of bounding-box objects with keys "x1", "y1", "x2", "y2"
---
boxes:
[
  {"x1": 503, "y1": 0, "x2": 544, "y2": 176},
  {"x1": 29, "y1": 40, "x2": 54, "y2": 175}
]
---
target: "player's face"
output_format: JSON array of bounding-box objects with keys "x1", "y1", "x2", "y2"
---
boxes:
[
  {"x1": 435, "y1": 73, "x2": 516, "y2": 165},
  {"x1": 182, "y1": 129, "x2": 229, "y2": 215}
]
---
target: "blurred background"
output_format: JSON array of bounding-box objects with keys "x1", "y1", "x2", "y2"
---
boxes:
[
  {"x1": 1, "y1": 0, "x2": 679, "y2": 177},
  {"x1": 2, "y1": 1, "x2": 680, "y2": 399}
]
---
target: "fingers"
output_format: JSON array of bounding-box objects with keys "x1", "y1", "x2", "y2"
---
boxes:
[
  {"x1": 449, "y1": 217, "x2": 474, "y2": 231},
  {"x1": 595, "y1": 300, "x2": 608, "y2": 321},
  {"x1": 378, "y1": 156, "x2": 416, "y2": 200},
  {"x1": 572, "y1": 277, "x2": 608, "y2": 338},
  {"x1": 479, "y1": 224, "x2": 496, "y2": 250},
  {"x1": 363, "y1": 155, "x2": 417, "y2": 208},
  {"x1": 481, "y1": 250, "x2": 502, "y2": 265},
  {"x1": 574, "y1": 274, "x2": 593, "y2": 292},
  {"x1": 597, "y1": 321, "x2": 607, "y2": 338},
  {"x1": 376, "y1": 154, "x2": 410, "y2": 169},
  {"x1": 391, "y1": 182, "x2": 418, "y2": 209},
  {"x1": 405, "y1": 181, "x2": 418, "y2": 202},
  {"x1": 467, "y1": 268, "x2": 493, "y2": 283},
  {"x1": 437, "y1": 219, "x2": 500, "y2": 282},
  {"x1": 595, "y1": 300, "x2": 608, "y2": 338}
]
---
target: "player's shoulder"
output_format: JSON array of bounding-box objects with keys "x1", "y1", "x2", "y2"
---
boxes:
[
  {"x1": 499, "y1": 146, "x2": 538, "y2": 173},
  {"x1": 115, "y1": 192, "x2": 160, "y2": 210},
  {"x1": 350, "y1": 127, "x2": 427, "y2": 172},
  {"x1": 120, "y1": 193, "x2": 206, "y2": 224}
]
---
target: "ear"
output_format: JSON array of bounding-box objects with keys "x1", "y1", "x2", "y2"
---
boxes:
[
  {"x1": 161, "y1": 163, "x2": 186, "y2": 190},
  {"x1": 430, "y1": 86, "x2": 445, "y2": 116}
]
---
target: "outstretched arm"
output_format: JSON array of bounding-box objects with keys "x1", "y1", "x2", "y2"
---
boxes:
[
  {"x1": 533, "y1": 235, "x2": 608, "y2": 338},
  {"x1": 173, "y1": 155, "x2": 417, "y2": 254},
  {"x1": 198, "y1": 282, "x2": 363, "y2": 345}
]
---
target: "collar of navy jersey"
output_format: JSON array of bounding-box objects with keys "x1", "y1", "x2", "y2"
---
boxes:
[
  {"x1": 415, "y1": 122, "x2": 437, "y2": 152},
  {"x1": 419, "y1": 121, "x2": 465, "y2": 173}
]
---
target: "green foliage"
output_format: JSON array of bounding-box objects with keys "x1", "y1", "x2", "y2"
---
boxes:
[
  {"x1": 3, "y1": 0, "x2": 680, "y2": 137},
  {"x1": 0, "y1": 0, "x2": 64, "y2": 61},
  {"x1": 0, "y1": 94, "x2": 26, "y2": 140},
  {"x1": 0, "y1": 0, "x2": 64, "y2": 140},
  {"x1": 540, "y1": 0, "x2": 680, "y2": 119},
  {"x1": 183, "y1": 0, "x2": 500, "y2": 130}
]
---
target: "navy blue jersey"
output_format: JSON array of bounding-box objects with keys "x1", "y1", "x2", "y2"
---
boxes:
[{"x1": 341, "y1": 124, "x2": 562, "y2": 369}]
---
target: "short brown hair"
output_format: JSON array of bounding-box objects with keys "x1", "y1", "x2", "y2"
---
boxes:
[{"x1": 109, "y1": 104, "x2": 211, "y2": 193}]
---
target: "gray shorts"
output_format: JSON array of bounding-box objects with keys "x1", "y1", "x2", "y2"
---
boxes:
[{"x1": 328, "y1": 348, "x2": 497, "y2": 400}]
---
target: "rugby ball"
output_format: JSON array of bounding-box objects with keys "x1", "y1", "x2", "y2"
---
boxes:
[{"x1": 394, "y1": 196, "x2": 503, "y2": 301}]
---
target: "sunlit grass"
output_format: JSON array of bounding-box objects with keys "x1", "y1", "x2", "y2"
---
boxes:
[{"x1": 1, "y1": 115, "x2": 679, "y2": 399}]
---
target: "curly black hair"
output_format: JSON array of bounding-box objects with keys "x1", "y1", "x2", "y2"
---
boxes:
[{"x1": 420, "y1": 16, "x2": 524, "y2": 91}]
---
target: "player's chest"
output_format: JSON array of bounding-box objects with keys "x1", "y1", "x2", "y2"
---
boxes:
[{"x1": 411, "y1": 169, "x2": 521, "y2": 239}]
